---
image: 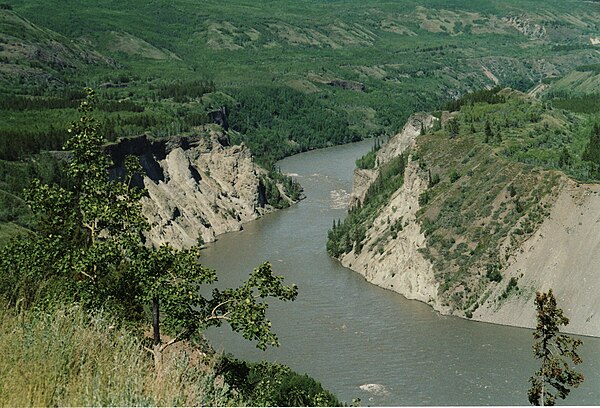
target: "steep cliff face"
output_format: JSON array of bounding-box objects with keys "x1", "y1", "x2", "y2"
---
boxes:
[
  {"x1": 473, "y1": 180, "x2": 600, "y2": 337},
  {"x1": 110, "y1": 127, "x2": 291, "y2": 249},
  {"x1": 340, "y1": 160, "x2": 445, "y2": 311},
  {"x1": 338, "y1": 106, "x2": 600, "y2": 337},
  {"x1": 340, "y1": 113, "x2": 445, "y2": 310}
]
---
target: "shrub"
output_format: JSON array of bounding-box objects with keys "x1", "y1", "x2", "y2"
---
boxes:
[{"x1": 217, "y1": 355, "x2": 341, "y2": 406}]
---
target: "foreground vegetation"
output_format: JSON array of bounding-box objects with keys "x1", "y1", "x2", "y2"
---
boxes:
[
  {"x1": 0, "y1": 304, "x2": 340, "y2": 406},
  {"x1": 0, "y1": 93, "x2": 340, "y2": 406},
  {"x1": 0, "y1": 305, "x2": 238, "y2": 406}
]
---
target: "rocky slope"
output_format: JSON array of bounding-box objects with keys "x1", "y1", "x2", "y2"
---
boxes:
[
  {"x1": 474, "y1": 180, "x2": 600, "y2": 337},
  {"x1": 337, "y1": 106, "x2": 600, "y2": 337},
  {"x1": 110, "y1": 126, "x2": 295, "y2": 249},
  {"x1": 341, "y1": 113, "x2": 446, "y2": 311}
]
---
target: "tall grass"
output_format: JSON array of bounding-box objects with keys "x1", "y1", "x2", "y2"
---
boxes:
[{"x1": 0, "y1": 305, "x2": 241, "y2": 406}]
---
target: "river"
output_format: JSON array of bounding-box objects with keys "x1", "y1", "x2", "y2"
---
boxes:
[{"x1": 202, "y1": 139, "x2": 600, "y2": 406}]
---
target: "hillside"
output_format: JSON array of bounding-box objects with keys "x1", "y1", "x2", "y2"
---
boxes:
[
  {"x1": 0, "y1": 8, "x2": 113, "y2": 87},
  {"x1": 2, "y1": 1, "x2": 600, "y2": 161},
  {"x1": 329, "y1": 89, "x2": 600, "y2": 336}
]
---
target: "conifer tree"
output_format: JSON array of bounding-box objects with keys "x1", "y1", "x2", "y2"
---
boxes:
[
  {"x1": 528, "y1": 289, "x2": 584, "y2": 406},
  {"x1": 583, "y1": 123, "x2": 600, "y2": 178}
]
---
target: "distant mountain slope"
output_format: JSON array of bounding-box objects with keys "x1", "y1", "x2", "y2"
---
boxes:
[
  {"x1": 4, "y1": 0, "x2": 600, "y2": 138},
  {"x1": 0, "y1": 9, "x2": 113, "y2": 86}
]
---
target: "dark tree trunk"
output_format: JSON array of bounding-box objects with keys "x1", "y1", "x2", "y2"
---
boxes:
[{"x1": 153, "y1": 296, "x2": 160, "y2": 346}]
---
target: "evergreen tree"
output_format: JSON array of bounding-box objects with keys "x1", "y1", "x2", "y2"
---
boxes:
[
  {"x1": 583, "y1": 123, "x2": 600, "y2": 178},
  {"x1": 484, "y1": 120, "x2": 493, "y2": 143},
  {"x1": 528, "y1": 289, "x2": 584, "y2": 406},
  {"x1": 558, "y1": 146, "x2": 572, "y2": 169}
]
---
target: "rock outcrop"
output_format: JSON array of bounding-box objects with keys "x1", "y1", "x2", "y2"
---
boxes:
[
  {"x1": 340, "y1": 112, "x2": 600, "y2": 337},
  {"x1": 109, "y1": 127, "x2": 289, "y2": 249},
  {"x1": 502, "y1": 16, "x2": 546, "y2": 39},
  {"x1": 341, "y1": 113, "x2": 445, "y2": 310}
]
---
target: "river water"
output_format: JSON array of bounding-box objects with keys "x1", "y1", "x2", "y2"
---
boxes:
[{"x1": 202, "y1": 139, "x2": 600, "y2": 406}]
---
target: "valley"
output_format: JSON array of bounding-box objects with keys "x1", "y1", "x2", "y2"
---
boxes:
[{"x1": 1, "y1": 0, "x2": 600, "y2": 405}]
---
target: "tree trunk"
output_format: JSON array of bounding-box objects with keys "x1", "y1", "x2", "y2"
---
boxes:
[
  {"x1": 153, "y1": 296, "x2": 160, "y2": 346},
  {"x1": 152, "y1": 296, "x2": 162, "y2": 372}
]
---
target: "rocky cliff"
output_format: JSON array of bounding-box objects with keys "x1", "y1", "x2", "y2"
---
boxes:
[
  {"x1": 337, "y1": 106, "x2": 600, "y2": 337},
  {"x1": 110, "y1": 126, "x2": 294, "y2": 249},
  {"x1": 340, "y1": 113, "x2": 446, "y2": 311}
]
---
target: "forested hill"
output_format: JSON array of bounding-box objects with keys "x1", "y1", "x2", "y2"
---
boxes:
[
  {"x1": 2, "y1": 0, "x2": 600, "y2": 242},
  {"x1": 2, "y1": 0, "x2": 600, "y2": 151}
]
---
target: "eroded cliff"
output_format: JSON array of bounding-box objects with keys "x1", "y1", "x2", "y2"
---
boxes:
[
  {"x1": 110, "y1": 126, "x2": 296, "y2": 249},
  {"x1": 340, "y1": 113, "x2": 445, "y2": 311},
  {"x1": 335, "y1": 101, "x2": 600, "y2": 336}
]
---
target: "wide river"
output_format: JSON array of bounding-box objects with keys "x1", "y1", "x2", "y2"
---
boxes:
[{"x1": 202, "y1": 139, "x2": 600, "y2": 406}]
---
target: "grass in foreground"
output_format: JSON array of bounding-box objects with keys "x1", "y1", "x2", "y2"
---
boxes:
[{"x1": 0, "y1": 304, "x2": 239, "y2": 406}]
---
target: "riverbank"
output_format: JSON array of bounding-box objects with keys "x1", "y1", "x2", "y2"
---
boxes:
[{"x1": 200, "y1": 139, "x2": 600, "y2": 406}]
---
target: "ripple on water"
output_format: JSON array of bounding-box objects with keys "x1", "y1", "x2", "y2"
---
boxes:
[{"x1": 330, "y1": 189, "x2": 350, "y2": 209}]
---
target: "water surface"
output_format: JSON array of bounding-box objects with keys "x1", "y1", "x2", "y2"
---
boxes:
[{"x1": 202, "y1": 140, "x2": 600, "y2": 405}]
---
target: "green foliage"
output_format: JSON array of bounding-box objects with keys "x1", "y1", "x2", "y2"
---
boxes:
[
  {"x1": 0, "y1": 90, "x2": 298, "y2": 359},
  {"x1": 551, "y1": 95, "x2": 600, "y2": 114},
  {"x1": 259, "y1": 168, "x2": 303, "y2": 209},
  {"x1": 0, "y1": 304, "x2": 241, "y2": 407},
  {"x1": 528, "y1": 290, "x2": 584, "y2": 406},
  {"x1": 411, "y1": 92, "x2": 573, "y2": 312},
  {"x1": 445, "y1": 87, "x2": 505, "y2": 112},
  {"x1": 449, "y1": 169, "x2": 461, "y2": 183},
  {"x1": 327, "y1": 154, "x2": 407, "y2": 257},
  {"x1": 217, "y1": 355, "x2": 341, "y2": 407},
  {"x1": 486, "y1": 263, "x2": 502, "y2": 283},
  {"x1": 355, "y1": 138, "x2": 382, "y2": 170},
  {"x1": 227, "y1": 86, "x2": 360, "y2": 167},
  {"x1": 582, "y1": 123, "x2": 600, "y2": 179},
  {"x1": 153, "y1": 79, "x2": 216, "y2": 103},
  {"x1": 4, "y1": 0, "x2": 596, "y2": 172}
]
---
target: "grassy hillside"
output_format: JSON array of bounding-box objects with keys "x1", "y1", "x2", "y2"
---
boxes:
[{"x1": 0, "y1": 304, "x2": 340, "y2": 406}]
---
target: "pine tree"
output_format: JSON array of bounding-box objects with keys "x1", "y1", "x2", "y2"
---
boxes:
[
  {"x1": 484, "y1": 120, "x2": 493, "y2": 143},
  {"x1": 528, "y1": 289, "x2": 584, "y2": 406},
  {"x1": 583, "y1": 123, "x2": 600, "y2": 178}
]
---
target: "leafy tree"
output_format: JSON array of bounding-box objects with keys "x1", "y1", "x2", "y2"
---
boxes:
[
  {"x1": 528, "y1": 289, "x2": 584, "y2": 406},
  {"x1": 0, "y1": 88, "x2": 298, "y2": 368}
]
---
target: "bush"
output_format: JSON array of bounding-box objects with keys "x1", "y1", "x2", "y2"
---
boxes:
[
  {"x1": 486, "y1": 263, "x2": 502, "y2": 282},
  {"x1": 217, "y1": 355, "x2": 341, "y2": 406}
]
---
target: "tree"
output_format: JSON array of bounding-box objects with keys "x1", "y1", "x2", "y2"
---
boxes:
[
  {"x1": 583, "y1": 123, "x2": 600, "y2": 178},
  {"x1": 0, "y1": 88, "x2": 298, "y2": 368},
  {"x1": 528, "y1": 289, "x2": 584, "y2": 406},
  {"x1": 484, "y1": 120, "x2": 493, "y2": 143}
]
